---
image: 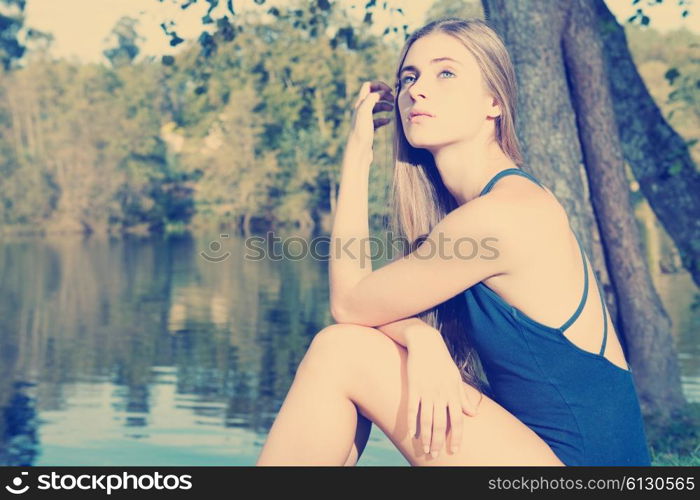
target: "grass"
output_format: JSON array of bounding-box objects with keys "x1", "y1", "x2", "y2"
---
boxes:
[
  {"x1": 652, "y1": 449, "x2": 700, "y2": 466},
  {"x1": 646, "y1": 402, "x2": 700, "y2": 466}
]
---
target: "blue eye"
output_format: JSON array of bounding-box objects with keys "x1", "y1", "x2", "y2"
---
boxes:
[
  {"x1": 400, "y1": 74, "x2": 415, "y2": 85},
  {"x1": 399, "y1": 70, "x2": 455, "y2": 87}
]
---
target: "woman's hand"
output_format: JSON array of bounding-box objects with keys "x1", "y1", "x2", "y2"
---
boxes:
[
  {"x1": 346, "y1": 80, "x2": 394, "y2": 163},
  {"x1": 405, "y1": 328, "x2": 479, "y2": 459}
]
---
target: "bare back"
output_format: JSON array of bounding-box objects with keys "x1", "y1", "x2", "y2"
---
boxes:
[{"x1": 479, "y1": 174, "x2": 629, "y2": 371}]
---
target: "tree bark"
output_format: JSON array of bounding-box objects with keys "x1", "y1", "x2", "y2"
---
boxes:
[
  {"x1": 593, "y1": 0, "x2": 700, "y2": 289},
  {"x1": 483, "y1": 0, "x2": 686, "y2": 418}
]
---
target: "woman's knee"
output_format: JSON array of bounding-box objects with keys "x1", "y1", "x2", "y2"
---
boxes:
[
  {"x1": 304, "y1": 323, "x2": 397, "y2": 376},
  {"x1": 310, "y1": 323, "x2": 387, "y2": 354}
]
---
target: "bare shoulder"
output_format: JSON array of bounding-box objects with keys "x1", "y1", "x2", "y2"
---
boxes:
[
  {"x1": 472, "y1": 176, "x2": 570, "y2": 267},
  {"x1": 484, "y1": 174, "x2": 569, "y2": 232},
  {"x1": 431, "y1": 177, "x2": 569, "y2": 273},
  {"x1": 445, "y1": 190, "x2": 520, "y2": 238}
]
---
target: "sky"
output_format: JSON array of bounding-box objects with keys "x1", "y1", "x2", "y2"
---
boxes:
[{"x1": 19, "y1": 0, "x2": 700, "y2": 65}]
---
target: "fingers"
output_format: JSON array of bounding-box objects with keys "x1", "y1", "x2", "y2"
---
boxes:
[
  {"x1": 352, "y1": 87, "x2": 367, "y2": 111},
  {"x1": 364, "y1": 80, "x2": 394, "y2": 96},
  {"x1": 373, "y1": 117, "x2": 391, "y2": 130},
  {"x1": 354, "y1": 80, "x2": 394, "y2": 110},
  {"x1": 447, "y1": 397, "x2": 463, "y2": 455},
  {"x1": 419, "y1": 398, "x2": 433, "y2": 455},
  {"x1": 372, "y1": 80, "x2": 394, "y2": 94},
  {"x1": 430, "y1": 401, "x2": 447, "y2": 458},
  {"x1": 357, "y1": 92, "x2": 382, "y2": 125},
  {"x1": 407, "y1": 385, "x2": 420, "y2": 439},
  {"x1": 353, "y1": 81, "x2": 371, "y2": 109},
  {"x1": 372, "y1": 100, "x2": 394, "y2": 113},
  {"x1": 352, "y1": 80, "x2": 394, "y2": 136},
  {"x1": 371, "y1": 98, "x2": 394, "y2": 130}
]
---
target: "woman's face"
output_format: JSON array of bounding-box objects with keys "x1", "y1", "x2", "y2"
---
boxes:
[{"x1": 397, "y1": 32, "x2": 499, "y2": 152}]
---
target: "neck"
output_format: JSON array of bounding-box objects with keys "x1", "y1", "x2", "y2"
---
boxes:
[{"x1": 429, "y1": 131, "x2": 517, "y2": 206}]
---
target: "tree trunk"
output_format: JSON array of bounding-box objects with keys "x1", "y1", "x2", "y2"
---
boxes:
[
  {"x1": 483, "y1": 0, "x2": 686, "y2": 419},
  {"x1": 593, "y1": 0, "x2": 700, "y2": 289},
  {"x1": 562, "y1": 0, "x2": 685, "y2": 418}
]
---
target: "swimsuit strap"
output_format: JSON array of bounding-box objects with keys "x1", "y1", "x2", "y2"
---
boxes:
[
  {"x1": 559, "y1": 231, "x2": 589, "y2": 332},
  {"x1": 560, "y1": 231, "x2": 609, "y2": 357},
  {"x1": 595, "y1": 270, "x2": 609, "y2": 356},
  {"x1": 478, "y1": 167, "x2": 544, "y2": 197}
]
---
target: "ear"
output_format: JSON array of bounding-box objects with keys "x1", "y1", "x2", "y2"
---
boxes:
[{"x1": 487, "y1": 97, "x2": 501, "y2": 119}]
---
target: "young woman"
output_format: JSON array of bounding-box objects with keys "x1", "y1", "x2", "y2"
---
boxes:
[{"x1": 255, "y1": 17, "x2": 652, "y2": 466}]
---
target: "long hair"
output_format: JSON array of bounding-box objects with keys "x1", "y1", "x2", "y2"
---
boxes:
[{"x1": 387, "y1": 17, "x2": 523, "y2": 396}]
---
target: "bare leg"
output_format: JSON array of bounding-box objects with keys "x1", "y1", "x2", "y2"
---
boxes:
[
  {"x1": 255, "y1": 328, "x2": 362, "y2": 465},
  {"x1": 256, "y1": 323, "x2": 565, "y2": 466}
]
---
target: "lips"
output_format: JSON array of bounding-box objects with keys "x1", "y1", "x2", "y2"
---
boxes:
[{"x1": 409, "y1": 110, "x2": 434, "y2": 118}]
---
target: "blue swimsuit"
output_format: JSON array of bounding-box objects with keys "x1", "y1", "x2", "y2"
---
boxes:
[{"x1": 463, "y1": 167, "x2": 652, "y2": 466}]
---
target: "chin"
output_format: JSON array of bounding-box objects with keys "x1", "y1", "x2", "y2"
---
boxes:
[
  {"x1": 405, "y1": 131, "x2": 431, "y2": 146},
  {"x1": 405, "y1": 134, "x2": 439, "y2": 153}
]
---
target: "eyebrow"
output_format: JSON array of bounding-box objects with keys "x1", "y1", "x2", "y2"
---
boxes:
[{"x1": 399, "y1": 57, "x2": 463, "y2": 75}]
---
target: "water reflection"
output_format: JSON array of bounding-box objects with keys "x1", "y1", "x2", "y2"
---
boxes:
[{"x1": 0, "y1": 231, "x2": 697, "y2": 466}]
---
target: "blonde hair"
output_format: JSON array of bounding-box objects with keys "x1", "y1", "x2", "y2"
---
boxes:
[{"x1": 387, "y1": 17, "x2": 523, "y2": 395}]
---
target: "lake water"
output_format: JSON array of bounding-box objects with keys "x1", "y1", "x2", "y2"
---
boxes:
[{"x1": 0, "y1": 230, "x2": 697, "y2": 466}]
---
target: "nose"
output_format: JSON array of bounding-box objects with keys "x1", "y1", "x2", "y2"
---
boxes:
[{"x1": 407, "y1": 75, "x2": 428, "y2": 101}]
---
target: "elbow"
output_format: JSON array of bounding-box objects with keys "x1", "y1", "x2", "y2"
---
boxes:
[
  {"x1": 330, "y1": 306, "x2": 346, "y2": 324},
  {"x1": 330, "y1": 296, "x2": 371, "y2": 326},
  {"x1": 330, "y1": 297, "x2": 351, "y2": 324}
]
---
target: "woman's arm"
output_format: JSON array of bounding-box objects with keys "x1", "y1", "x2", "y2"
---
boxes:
[
  {"x1": 327, "y1": 138, "x2": 443, "y2": 341},
  {"x1": 375, "y1": 317, "x2": 443, "y2": 348},
  {"x1": 330, "y1": 185, "x2": 524, "y2": 327},
  {"x1": 327, "y1": 138, "x2": 444, "y2": 348},
  {"x1": 328, "y1": 136, "x2": 374, "y2": 323}
]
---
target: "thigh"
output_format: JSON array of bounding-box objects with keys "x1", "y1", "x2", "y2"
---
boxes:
[{"x1": 310, "y1": 324, "x2": 565, "y2": 466}]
